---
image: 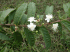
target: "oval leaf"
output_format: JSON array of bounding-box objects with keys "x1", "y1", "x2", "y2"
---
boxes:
[
  {"x1": 63, "y1": 3, "x2": 70, "y2": 13},
  {"x1": 0, "y1": 9, "x2": 15, "y2": 23},
  {"x1": 40, "y1": 26, "x2": 51, "y2": 49},
  {"x1": 61, "y1": 20, "x2": 70, "y2": 31},
  {"x1": 19, "y1": 14, "x2": 27, "y2": 25},
  {"x1": 14, "y1": 3, "x2": 27, "y2": 25},
  {"x1": 27, "y1": 2, "x2": 36, "y2": 18},
  {"x1": 45, "y1": 6, "x2": 53, "y2": 14},
  {"x1": 24, "y1": 28, "x2": 35, "y2": 46}
]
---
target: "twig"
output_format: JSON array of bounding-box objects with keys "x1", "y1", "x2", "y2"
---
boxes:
[{"x1": 0, "y1": 18, "x2": 70, "y2": 27}]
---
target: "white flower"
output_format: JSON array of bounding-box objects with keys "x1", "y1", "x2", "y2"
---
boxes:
[
  {"x1": 45, "y1": 14, "x2": 53, "y2": 22},
  {"x1": 27, "y1": 23, "x2": 36, "y2": 31},
  {"x1": 28, "y1": 17, "x2": 37, "y2": 23},
  {"x1": 52, "y1": 23, "x2": 58, "y2": 31}
]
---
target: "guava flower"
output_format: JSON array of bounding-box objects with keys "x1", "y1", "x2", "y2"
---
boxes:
[
  {"x1": 27, "y1": 23, "x2": 36, "y2": 31},
  {"x1": 45, "y1": 14, "x2": 53, "y2": 22},
  {"x1": 52, "y1": 23, "x2": 58, "y2": 31},
  {"x1": 28, "y1": 17, "x2": 37, "y2": 23}
]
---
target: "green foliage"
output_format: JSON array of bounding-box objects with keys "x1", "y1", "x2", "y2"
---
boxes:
[
  {"x1": 10, "y1": 26, "x2": 15, "y2": 31},
  {"x1": 24, "y1": 28, "x2": 35, "y2": 46},
  {"x1": 8, "y1": 10, "x2": 16, "y2": 24},
  {"x1": 0, "y1": 11, "x2": 2, "y2": 17},
  {"x1": 0, "y1": 9, "x2": 15, "y2": 24},
  {"x1": 3, "y1": 47, "x2": 8, "y2": 52},
  {"x1": 27, "y1": 2, "x2": 36, "y2": 18},
  {"x1": 45, "y1": 6, "x2": 53, "y2": 14},
  {"x1": 61, "y1": 20, "x2": 70, "y2": 31},
  {"x1": 0, "y1": 33, "x2": 11, "y2": 40},
  {"x1": 9, "y1": 31, "x2": 23, "y2": 48},
  {"x1": 9, "y1": 49, "x2": 14, "y2": 52},
  {"x1": 0, "y1": 26, "x2": 6, "y2": 33},
  {"x1": 14, "y1": 3, "x2": 27, "y2": 25},
  {"x1": 0, "y1": 47, "x2": 8, "y2": 52},
  {"x1": 58, "y1": 22, "x2": 62, "y2": 34},
  {"x1": 63, "y1": 3, "x2": 70, "y2": 13},
  {"x1": 19, "y1": 14, "x2": 27, "y2": 25},
  {"x1": 39, "y1": 15, "x2": 44, "y2": 19},
  {"x1": 13, "y1": 31, "x2": 23, "y2": 43},
  {"x1": 40, "y1": 26, "x2": 51, "y2": 49},
  {"x1": 63, "y1": 3, "x2": 70, "y2": 17}
]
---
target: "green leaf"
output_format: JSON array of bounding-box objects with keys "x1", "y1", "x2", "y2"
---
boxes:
[
  {"x1": 13, "y1": 31, "x2": 23, "y2": 42},
  {"x1": 68, "y1": 8, "x2": 70, "y2": 17},
  {"x1": 24, "y1": 28, "x2": 35, "y2": 46},
  {"x1": 8, "y1": 10, "x2": 16, "y2": 23},
  {"x1": 58, "y1": 22, "x2": 62, "y2": 34},
  {"x1": 14, "y1": 3, "x2": 27, "y2": 25},
  {"x1": 63, "y1": 3, "x2": 70, "y2": 17},
  {"x1": 61, "y1": 20, "x2": 70, "y2": 31},
  {"x1": 10, "y1": 26, "x2": 15, "y2": 31},
  {"x1": 11, "y1": 31, "x2": 23, "y2": 48},
  {"x1": 27, "y1": 2, "x2": 36, "y2": 18},
  {"x1": 0, "y1": 9, "x2": 15, "y2": 24},
  {"x1": 40, "y1": 26, "x2": 51, "y2": 49},
  {"x1": 0, "y1": 11, "x2": 2, "y2": 17},
  {"x1": 45, "y1": 6, "x2": 53, "y2": 14},
  {"x1": 63, "y1": 3, "x2": 70, "y2": 13},
  {"x1": 19, "y1": 14, "x2": 27, "y2": 25},
  {"x1": 0, "y1": 33, "x2": 11, "y2": 40}
]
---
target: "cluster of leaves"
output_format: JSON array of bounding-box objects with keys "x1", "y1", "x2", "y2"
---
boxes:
[{"x1": 0, "y1": 2, "x2": 70, "y2": 51}]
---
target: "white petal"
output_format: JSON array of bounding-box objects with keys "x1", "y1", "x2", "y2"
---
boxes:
[
  {"x1": 52, "y1": 23, "x2": 58, "y2": 31},
  {"x1": 47, "y1": 20, "x2": 50, "y2": 22},
  {"x1": 28, "y1": 17, "x2": 37, "y2": 22},
  {"x1": 45, "y1": 14, "x2": 53, "y2": 22},
  {"x1": 27, "y1": 23, "x2": 36, "y2": 31}
]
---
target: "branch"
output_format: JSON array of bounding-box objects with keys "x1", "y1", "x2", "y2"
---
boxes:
[{"x1": 0, "y1": 18, "x2": 70, "y2": 27}]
